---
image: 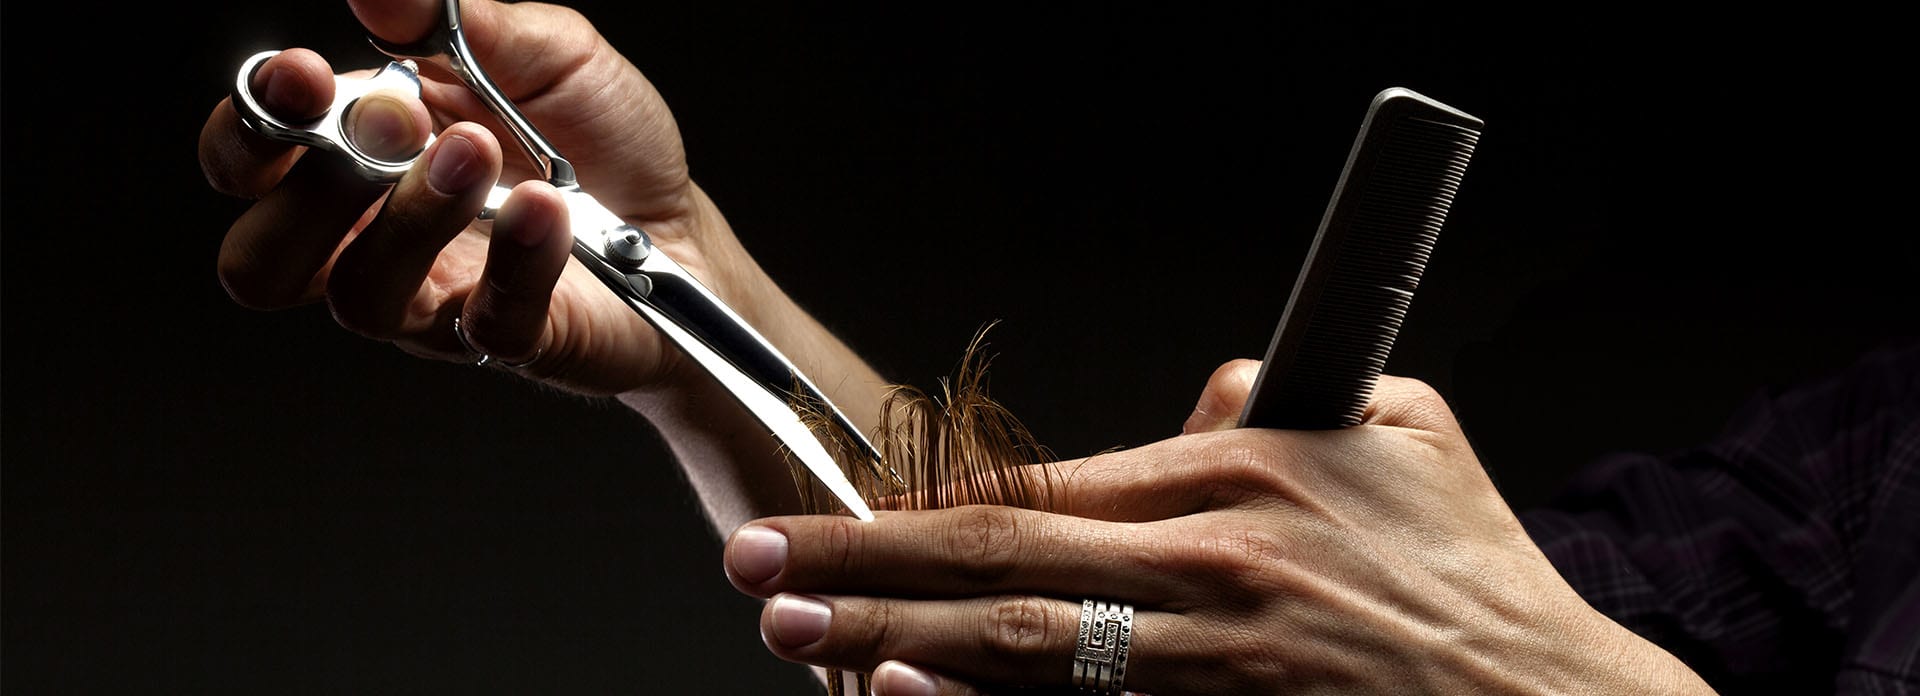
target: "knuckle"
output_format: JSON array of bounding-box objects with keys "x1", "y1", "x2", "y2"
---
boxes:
[
  {"x1": 1205, "y1": 359, "x2": 1261, "y2": 394},
  {"x1": 322, "y1": 278, "x2": 405, "y2": 339},
  {"x1": 1194, "y1": 434, "x2": 1293, "y2": 507},
  {"x1": 854, "y1": 599, "x2": 902, "y2": 665},
  {"x1": 473, "y1": 274, "x2": 519, "y2": 312},
  {"x1": 1186, "y1": 359, "x2": 1263, "y2": 433},
  {"x1": 1207, "y1": 528, "x2": 1290, "y2": 578},
  {"x1": 323, "y1": 255, "x2": 441, "y2": 341},
  {"x1": 366, "y1": 201, "x2": 439, "y2": 248},
  {"x1": 200, "y1": 118, "x2": 272, "y2": 199},
  {"x1": 980, "y1": 596, "x2": 1057, "y2": 661},
  {"x1": 1378, "y1": 374, "x2": 1443, "y2": 403},
  {"x1": 817, "y1": 517, "x2": 867, "y2": 580},
  {"x1": 1155, "y1": 528, "x2": 1291, "y2": 602},
  {"x1": 1369, "y1": 375, "x2": 1461, "y2": 435},
  {"x1": 1399, "y1": 380, "x2": 1452, "y2": 422},
  {"x1": 216, "y1": 248, "x2": 303, "y2": 310},
  {"x1": 941, "y1": 506, "x2": 1025, "y2": 586},
  {"x1": 547, "y1": 3, "x2": 593, "y2": 28}
]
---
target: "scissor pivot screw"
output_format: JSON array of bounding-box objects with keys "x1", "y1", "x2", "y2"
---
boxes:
[{"x1": 606, "y1": 227, "x2": 652, "y2": 265}]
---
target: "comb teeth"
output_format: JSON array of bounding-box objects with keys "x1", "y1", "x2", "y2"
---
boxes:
[{"x1": 1240, "y1": 90, "x2": 1482, "y2": 430}]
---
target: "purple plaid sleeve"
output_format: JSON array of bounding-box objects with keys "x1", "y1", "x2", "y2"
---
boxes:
[{"x1": 1520, "y1": 340, "x2": 1920, "y2": 694}]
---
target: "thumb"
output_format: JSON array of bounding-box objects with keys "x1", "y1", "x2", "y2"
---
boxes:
[
  {"x1": 348, "y1": 0, "x2": 609, "y2": 100},
  {"x1": 344, "y1": 0, "x2": 686, "y2": 220},
  {"x1": 1182, "y1": 359, "x2": 1262, "y2": 434},
  {"x1": 347, "y1": 0, "x2": 441, "y2": 49}
]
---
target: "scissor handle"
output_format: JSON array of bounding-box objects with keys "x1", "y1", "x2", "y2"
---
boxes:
[
  {"x1": 225, "y1": 39, "x2": 888, "y2": 518},
  {"x1": 368, "y1": 0, "x2": 576, "y2": 188},
  {"x1": 231, "y1": 50, "x2": 433, "y2": 182}
]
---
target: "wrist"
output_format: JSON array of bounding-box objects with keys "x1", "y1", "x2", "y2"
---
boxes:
[
  {"x1": 1561, "y1": 603, "x2": 1718, "y2": 695},
  {"x1": 618, "y1": 369, "x2": 810, "y2": 531},
  {"x1": 671, "y1": 183, "x2": 786, "y2": 331},
  {"x1": 656, "y1": 182, "x2": 892, "y2": 432},
  {"x1": 611, "y1": 182, "x2": 891, "y2": 531}
]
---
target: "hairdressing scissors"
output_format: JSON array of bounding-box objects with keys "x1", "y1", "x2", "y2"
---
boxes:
[{"x1": 230, "y1": 0, "x2": 883, "y2": 520}]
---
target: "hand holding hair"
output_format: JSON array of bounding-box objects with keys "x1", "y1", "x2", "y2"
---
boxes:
[{"x1": 725, "y1": 361, "x2": 1719, "y2": 695}]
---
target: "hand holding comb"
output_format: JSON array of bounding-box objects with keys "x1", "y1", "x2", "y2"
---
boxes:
[{"x1": 1240, "y1": 88, "x2": 1483, "y2": 429}]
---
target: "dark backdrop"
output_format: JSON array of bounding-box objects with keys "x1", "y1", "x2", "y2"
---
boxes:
[{"x1": 6, "y1": 3, "x2": 1914, "y2": 694}]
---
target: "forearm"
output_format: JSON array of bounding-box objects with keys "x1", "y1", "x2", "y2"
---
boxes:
[{"x1": 619, "y1": 185, "x2": 893, "y2": 535}]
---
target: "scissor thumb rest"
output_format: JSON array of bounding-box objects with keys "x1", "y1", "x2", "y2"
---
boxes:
[{"x1": 231, "y1": 50, "x2": 434, "y2": 182}]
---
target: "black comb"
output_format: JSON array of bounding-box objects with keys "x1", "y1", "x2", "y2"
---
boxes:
[{"x1": 1238, "y1": 87, "x2": 1483, "y2": 430}]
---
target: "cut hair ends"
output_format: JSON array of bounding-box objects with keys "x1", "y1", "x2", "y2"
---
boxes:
[{"x1": 788, "y1": 324, "x2": 1058, "y2": 695}]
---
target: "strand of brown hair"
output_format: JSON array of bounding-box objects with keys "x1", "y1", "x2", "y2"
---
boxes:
[{"x1": 786, "y1": 322, "x2": 1057, "y2": 695}]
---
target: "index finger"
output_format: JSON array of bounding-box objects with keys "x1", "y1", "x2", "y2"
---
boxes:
[
  {"x1": 726, "y1": 507, "x2": 1192, "y2": 608},
  {"x1": 199, "y1": 48, "x2": 337, "y2": 198},
  {"x1": 876, "y1": 429, "x2": 1313, "y2": 523}
]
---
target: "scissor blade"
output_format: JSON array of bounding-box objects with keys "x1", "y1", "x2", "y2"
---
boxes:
[
  {"x1": 621, "y1": 292, "x2": 875, "y2": 521},
  {"x1": 490, "y1": 187, "x2": 880, "y2": 519}
]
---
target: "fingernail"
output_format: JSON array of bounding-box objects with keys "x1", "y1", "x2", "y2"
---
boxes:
[
  {"x1": 767, "y1": 594, "x2": 831, "y2": 648},
  {"x1": 427, "y1": 135, "x2": 484, "y2": 194},
  {"x1": 1181, "y1": 409, "x2": 1207, "y2": 435},
  {"x1": 347, "y1": 94, "x2": 420, "y2": 161},
  {"x1": 494, "y1": 183, "x2": 558, "y2": 248},
  {"x1": 873, "y1": 661, "x2": 939, "y2": 696},
  {"x1": 728, "y1": 525, "x2": 788, "y2": 584},
  {"x1": 255, "y1": 63, "x2": 303, "y2": 116}
]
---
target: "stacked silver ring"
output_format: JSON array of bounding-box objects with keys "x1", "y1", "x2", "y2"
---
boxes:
[
  {"x1": 1073, "y1": 598, "x2": 1133, "y2": 695},
  {"x1": 452, "y1": 316, "x2": 542, "y2": 369},
  {"x1": 452, "y1": 316, "x2": 494, "y2": 366}
]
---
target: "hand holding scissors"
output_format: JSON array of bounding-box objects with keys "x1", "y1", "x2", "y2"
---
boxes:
[{"x1": 201, "y1": 0, "x2": 884, "y2": 520}]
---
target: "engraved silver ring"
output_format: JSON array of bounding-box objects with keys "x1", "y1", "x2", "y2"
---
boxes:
[{"x1": 1074, "y1": 598, "x2": 1133, "y2": 695}]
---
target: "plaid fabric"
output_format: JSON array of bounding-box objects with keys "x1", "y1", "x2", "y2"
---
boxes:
[{"x1": 1521, "y1": 340, "x2": 1920, "y2": 694}]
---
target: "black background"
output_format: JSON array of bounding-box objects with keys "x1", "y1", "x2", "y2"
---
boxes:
[{"x1": 5, "y1": 3, "x2": 1915, "y2": 694}]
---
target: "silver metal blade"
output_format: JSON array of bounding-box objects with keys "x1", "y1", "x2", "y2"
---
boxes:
[
  {"x1": 624, "y1": 294, "x2": 874, "y2": 520},
  {"x1": 489, "y1": 186, "x2": 878, "y2": 520}
]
